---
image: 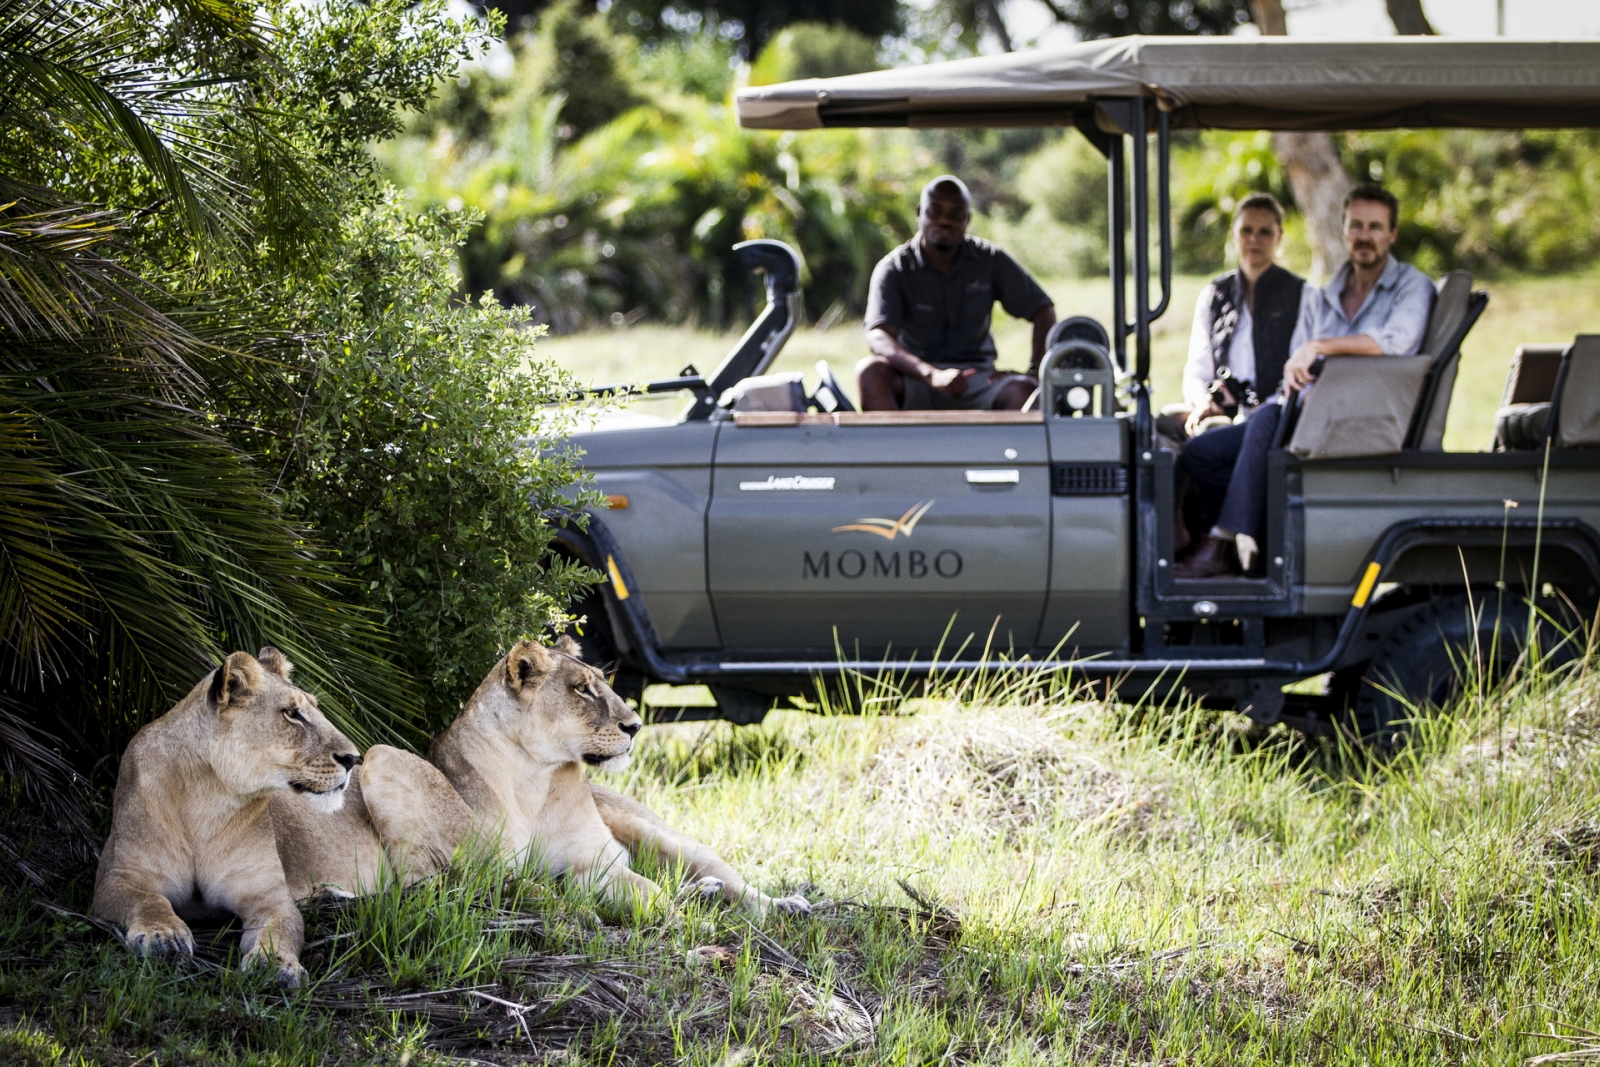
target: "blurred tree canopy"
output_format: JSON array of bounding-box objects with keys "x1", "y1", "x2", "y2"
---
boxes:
[
  {"x1": 475, "y1": 0, "x2": 900, "y2": 56},
  {"x1": 387, "y1": 9, "x2": 932, "y2": 331},
  {"x1": 392, "y1": 0, "x2": 1600, "y2": 335},
  {"x1": 1036, "y1": 0, "x2": 1251, "y2": 38}
]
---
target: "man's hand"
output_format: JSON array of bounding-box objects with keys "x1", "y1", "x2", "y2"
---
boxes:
[
  {"x1": 1284, "y1": 333, "x2": 1385, "y2": 391},
  {"x1": 1283, "y1": 342, "x2": 1321, "y2": 392},
  {"x1": 927, "y1": 366, "x2": 976, "y2": 396}
]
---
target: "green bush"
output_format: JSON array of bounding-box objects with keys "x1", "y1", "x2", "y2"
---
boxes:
[
  {"x1": 261, "y1": 195, "x2": 599, "y2": 727},
  {"x1": 1349, "y1": 129, "x2": 1600, "y2": 277},
  {"x1": 518, "y1": 0, "x2": 641, "y2": 139},
  {"x1": 747, "y1": 22, "x2": 880, "y2": 85},
  {"x1": 389, "y1": 81, "x2": 926, "y2": 330}
]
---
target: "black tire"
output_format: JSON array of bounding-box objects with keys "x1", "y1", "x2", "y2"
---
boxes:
[
  {"x1": 564, "y1": 587, "x2": 620, "y2": 672},
  {"x1": 1352, "y1": 593, "x2": 1579, "y2": 743},
  {"x1": 708, "y1": 686, "x2": 772, "y2": 727}
]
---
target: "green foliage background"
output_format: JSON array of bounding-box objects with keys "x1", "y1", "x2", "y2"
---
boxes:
[
  {"x1": 256, "y1": 196, "x2": 596, "y2": 720},
  {"x1": 1, "y1": 0, "x2": 596, "y2": 801},
  {"x1": 395, "y1": 13, "x2": 1600, "y2": 329}
]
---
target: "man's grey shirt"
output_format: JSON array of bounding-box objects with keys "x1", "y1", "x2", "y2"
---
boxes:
[
  {"x1": 1289, "y1": 255, "x2": 1434, "y2": 356},
  {"x1": 865, "y1": 236, "x2": 1052, "y2": 367}
]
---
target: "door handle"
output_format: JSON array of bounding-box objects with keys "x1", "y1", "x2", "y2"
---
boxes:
[{"x1": 965, "y1": 469, "x2": 1020, "y2": 485}]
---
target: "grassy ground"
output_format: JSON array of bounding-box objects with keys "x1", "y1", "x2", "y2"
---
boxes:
[
  {"x1": 541, "y1": 269, "x2": 1600, "y2": 453},
  {"x1": 4, "y1": 662, "x2": 1599, "y2": 1065}
]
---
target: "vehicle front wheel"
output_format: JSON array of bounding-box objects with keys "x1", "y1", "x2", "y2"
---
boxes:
[{"x1": 1351, "y1": 592, "x2": 1579, "y2": 744}]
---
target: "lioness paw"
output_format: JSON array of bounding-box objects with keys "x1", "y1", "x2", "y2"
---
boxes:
[
  {"x1": 242, "y1": 945, "x2": 306, "y2": 988},
  {"x1": 771, "y1": 894, "x2": 813, "y2": 916},
  {"x1": 693, "y1": 876, "x2": 726, "y2": 900},
  {"x1": 125, "y1": 919, "x2": 194, "y2": 958}
]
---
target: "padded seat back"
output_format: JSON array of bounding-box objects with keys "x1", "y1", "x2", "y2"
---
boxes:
[
  {"x1": 1493, "y1": 343, "x2": 1567, "y2": 451},
  {"x1": 1502, "y1": 343, "x2": 1567, "y2": 406},
  {"x1": 1410, "y1": 270, "x2": 1474, "y2": 451},
  {"x1": 1555, "y1": 335, "x2": 1600, "y2": 448},
  {"x1": 1287, "y1": 355, "x2": 1432, "y2": 460},
  {"x1": 720, "y1": 372, "x2": 807, "y2": 413}
]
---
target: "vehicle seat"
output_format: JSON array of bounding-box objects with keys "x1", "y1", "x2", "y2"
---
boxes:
[
  {"x1": 1405, "y1": 271, "x2": 1485, "y2": 450},
  {"x1": 1284, "y1": 272, "x2": 1484, "y2": 460},
  {"x1": 1285, "y1": 354, "x2": 1432, "y2": 459},
  {"x1": 719, "y1": 372, "x2": 807, "y2": 413},
  {"x1": 1495, "y1": 342, "x2": 1572, "y2": 450},
  {"x1": 1036, "y1": 316, "x2": 1115, "y2": 417},
  {"x1": 1553, "y1": 335, "x2": 1600, "y2": 448}
]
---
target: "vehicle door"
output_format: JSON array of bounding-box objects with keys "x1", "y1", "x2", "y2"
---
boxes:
[{"x1": 706, "y1": 412, "x2": 1051, "y2": 657}]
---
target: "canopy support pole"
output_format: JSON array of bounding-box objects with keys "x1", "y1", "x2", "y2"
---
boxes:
[
  {"x1": 1107, "y1": 134, "x2": 1127, "y2": 375},
  {"x1": 1131, "y1": 95, "x2": 1150, "y2": 382}
]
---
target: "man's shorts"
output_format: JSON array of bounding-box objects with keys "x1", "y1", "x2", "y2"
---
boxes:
[{"x1": 900, "y1": 364, "x2": 1034, "y2": 411}]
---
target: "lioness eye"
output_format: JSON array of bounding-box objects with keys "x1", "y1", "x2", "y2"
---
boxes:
[{"x1": 283, "y1": 707, "x2": 306, "y2": 724}]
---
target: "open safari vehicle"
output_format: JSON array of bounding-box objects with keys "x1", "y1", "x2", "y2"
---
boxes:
[{"x1": 556, "y1": 37, "x2": 1600, "y2": 737}]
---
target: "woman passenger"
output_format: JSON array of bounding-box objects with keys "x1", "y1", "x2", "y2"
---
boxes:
[
  {"x1": 1173, "y1": 194, "x2": 1304, "y2": 559},
  {"x1": 1177, "y1": 192, "x2": 1303, "y2": 438}
]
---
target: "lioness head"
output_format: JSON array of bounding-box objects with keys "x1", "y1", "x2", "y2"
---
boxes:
[
  {"x1": 494, "y1": 636, "x2": 642, "y2": 772},
  {"x1": 205, "y1": 647, "x2": 360, "y2": 812}
]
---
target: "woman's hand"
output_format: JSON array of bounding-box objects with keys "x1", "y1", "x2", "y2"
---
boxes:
[{"x1": 1184, "y1": 401, "x2": 1227, "y2": 437}]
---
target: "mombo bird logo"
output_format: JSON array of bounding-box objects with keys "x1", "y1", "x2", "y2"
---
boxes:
[
  {"x1": 830, "y1": 501, "x2": 935, "y2": 541},
  {"x1": 804, "y1": 500, "x2": 964, "y2": 580}
]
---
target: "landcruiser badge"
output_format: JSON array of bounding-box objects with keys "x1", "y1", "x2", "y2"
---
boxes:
[
  {"x1": 739, "y1": 475, "x2": 835, "y2": 491},
  {"x1": 831, "y1": 500, "x2": 934, "y2": 541}
]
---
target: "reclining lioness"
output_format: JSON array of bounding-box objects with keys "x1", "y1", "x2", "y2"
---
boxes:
[
  {"x1": 92, "y1": 648, "x2": 360, "y2": 986},
  {"x1": 428, "y1": 636, "x2": 810, "y2": 917}
]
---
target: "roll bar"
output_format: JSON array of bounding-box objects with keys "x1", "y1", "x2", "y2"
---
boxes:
[
  {"x1": 1084, "y1": 98, "x2": 1172, "y2": 387},
  {"x1": 574, "y1": 239, "x2": 803, "y2": 418}
]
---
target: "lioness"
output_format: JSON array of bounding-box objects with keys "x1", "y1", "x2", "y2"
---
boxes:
[
  {"x1": 429, "y1": 637, "x2": 810, "y2": 917},
  {"x1": 269, "y1": 742, "x2": 472, "y2": 904},
  {"x1": 92, "y1": 648, "x2": 359, "y2": 986}
]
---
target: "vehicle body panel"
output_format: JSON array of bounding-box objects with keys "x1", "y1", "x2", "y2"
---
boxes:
[
  {"x1": 707, "y1": 418, "x2": 1050, "y2": 654},
  {"x1": 1298, "y1": 459, "x2": 1600, "y2": 615},
  {"x1": 576, "y1": 423, "x2": 719, "y2": 648}
]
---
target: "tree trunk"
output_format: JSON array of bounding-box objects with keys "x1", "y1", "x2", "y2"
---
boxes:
[
  {"x1": 1272, "y1": 132, "x2": 1354, "y2": 281},
  {"x1": 1385, "y1": 0, "x2": 1436, "y2": 34},
  {"x1": 979, "y1": 0, "x2": 1013, "y2": 51},
  {"x1": 1250, "y1": 0, "x2": 1353, "y2": 282}
]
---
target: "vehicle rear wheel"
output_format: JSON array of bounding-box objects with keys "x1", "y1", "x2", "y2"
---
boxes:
[
  {"x1": 1351, "y1": 592, "x2": 1578, "y2": 744},
  {"x1": 708, "y1": 686, "x2": 772, "y2": 727}
]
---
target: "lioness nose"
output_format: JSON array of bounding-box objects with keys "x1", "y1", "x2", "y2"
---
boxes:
[
  {"x1": 334, "y1": 751, "x2": 359, "y2": 771},
  {"x1": 620, "y1": 720, "x2": 642, "y2": 738}
]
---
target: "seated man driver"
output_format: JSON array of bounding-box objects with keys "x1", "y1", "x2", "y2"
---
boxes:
[
  {"x1": 858, "y1": 176, "x2": 1056, "y2": 411},
  {"x1": 1176, "y1": 183, "x2": 1434, "y2": 579}
]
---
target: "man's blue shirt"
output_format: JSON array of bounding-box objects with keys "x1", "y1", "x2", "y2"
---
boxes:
[{"x1": 1289, "y1": 255, "x2": 1434, "y2": 356}]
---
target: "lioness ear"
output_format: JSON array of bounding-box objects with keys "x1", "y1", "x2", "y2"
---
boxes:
[
  {"x1": 209, "y1": 651, "x2": 263, "y2": 712},
  {"x1": 553, "y1": 634, "x2": 582, "y2": 661},
  {"x1": 505, "y1": 640, "x2": 555, "y2": 693},
  {"x1": 257, "y1": 646, "x2": 294, "y2": 681}
]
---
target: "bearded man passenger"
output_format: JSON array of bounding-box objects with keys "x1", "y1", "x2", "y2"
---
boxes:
[
  {"x1": 858, "y1": 176, "x2": 1056, "y2": 411},
  {"x1": 1176, "y1": 183, "x2": 1434, "y2": 579}
]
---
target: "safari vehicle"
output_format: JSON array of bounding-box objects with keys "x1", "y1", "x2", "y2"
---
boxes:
[{"x1": 553, "y1": 37, "x2": 1600, "y2": 738}]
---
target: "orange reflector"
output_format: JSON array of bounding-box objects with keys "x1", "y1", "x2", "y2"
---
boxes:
[
  {"x1": 1351, "y1": 561, "x2": 1382, "y2": 607},
  {"x1": 606, "y1": 555, "x2": 630, "y2": 600},
  {"x1": 604, "y1": 494, "x2": 629, "y2": 509}
]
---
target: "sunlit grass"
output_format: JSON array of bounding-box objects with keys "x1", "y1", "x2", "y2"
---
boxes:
[{"x1": 4, "y1": 647, "x2": 1598, "y2": 1063}]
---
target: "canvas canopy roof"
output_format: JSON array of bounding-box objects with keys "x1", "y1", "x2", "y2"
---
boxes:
[{"x1": 735, "y1": 37, "x2": 1600, "y2": 132}]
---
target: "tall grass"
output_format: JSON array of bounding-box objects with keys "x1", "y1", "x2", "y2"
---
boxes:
[{"x1": 3, "y1": 646, "x2": 1598, "y2": 1063}]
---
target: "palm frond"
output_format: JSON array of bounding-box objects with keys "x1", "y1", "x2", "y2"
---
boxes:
[{"x1": 0, "y1": 0, "x2": 329, "y2": 253}]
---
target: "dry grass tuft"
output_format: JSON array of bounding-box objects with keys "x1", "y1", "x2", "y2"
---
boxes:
[{"x1": 861, "y1": 702, "x2": 1169, "y2": 843}]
